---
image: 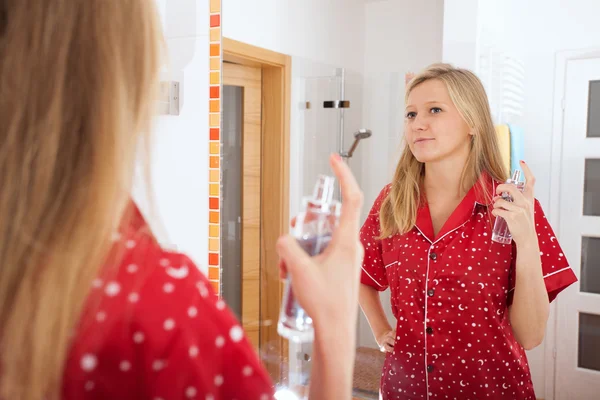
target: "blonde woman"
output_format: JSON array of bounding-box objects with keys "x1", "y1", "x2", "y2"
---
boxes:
[
  {"x1": 359, "y1": 64, "x2": 577, "y2": 399},
  {"x1": 0, "y1": 1, "x2": 364, "y2": 399}
]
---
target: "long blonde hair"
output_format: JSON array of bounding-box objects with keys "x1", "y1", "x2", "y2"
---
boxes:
[
  {"x1": 379, "y1": 63, "x2": 508, "y2": 237},
  {"x1": 0, "y1": 1, "x2": 163, "y2": 399}
]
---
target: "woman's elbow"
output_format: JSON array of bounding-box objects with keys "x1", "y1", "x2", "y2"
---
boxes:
[
  {"x1": 518, "y1": 328, "x2": 546, "y2": 350},
  {"x1": 520, "y1": 336, "x2": 544, "y2": 351}
]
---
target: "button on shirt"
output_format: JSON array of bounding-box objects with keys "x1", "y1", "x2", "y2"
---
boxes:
[{"x1": 360, "y1": 174, "x2": 577, "y2": 400}]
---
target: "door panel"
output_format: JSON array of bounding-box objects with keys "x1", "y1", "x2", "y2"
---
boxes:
[
  {"x1": 556, "y1": 57, "x2": 600, "y2": 399},
  {"x1": 223, "y1": 62, "x2": 262, "y2": 348}
]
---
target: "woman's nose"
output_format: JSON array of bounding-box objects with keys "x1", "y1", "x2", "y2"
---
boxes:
[{"x1": 412, "y1": 114, "x2": 428, "y2": 131}]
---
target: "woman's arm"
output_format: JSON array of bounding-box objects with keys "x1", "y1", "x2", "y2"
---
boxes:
[
  {"x1": 508, "y1": 239, "x2": 549, "y2": 350},
  {"x1": 359, "y1": 284, "x2": 394, "y2": 351},
  {"x1": 492, "y1": 161, "x2": 549, "y2": 350},
  {"x1": 277, "y1": 154, "x2": 364, "y2": 400}
]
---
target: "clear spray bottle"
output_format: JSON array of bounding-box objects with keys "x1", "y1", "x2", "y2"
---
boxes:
[
  {"x1": 277, "y1": 175, "x2": 341, "y2": 343},
  {"x1": 491, "y1": 170, "x2": 525, "y2": 244}
]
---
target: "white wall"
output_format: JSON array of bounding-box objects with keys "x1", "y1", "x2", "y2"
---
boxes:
[
  {"x1": 134, "y1": 0, "x2": 210, "y2": 273},
  {"x1": 442, "y1": 0, "x2": 600, "y2": 397},
  {"x1": 357, "y1": 0, "x2": 445, "y2": 349},
  {"x1": 222, "y1": 0, "x2": 366, "y2": 74},
  {"x1": 441, "y1": 0, "x2": 478, "y2": 70}
]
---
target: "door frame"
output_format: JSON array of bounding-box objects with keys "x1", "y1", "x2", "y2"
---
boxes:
[
  {"x1": 548, "y1": 46, "x2": 600, "y2": 400},
  {"x1": 223, "y1": 37, "x2": 291, "y2": 383}
]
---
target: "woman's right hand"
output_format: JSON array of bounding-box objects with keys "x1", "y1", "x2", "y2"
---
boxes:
[
  {"x1": 376, "y1": 329, "x2": 396, "y2": 353},
  {"x1": 276, "y1": 153, "x2": 364, "y2": 331},
  {"x1": 276, "y1": 153, "x2": 364, "y2": 400}
]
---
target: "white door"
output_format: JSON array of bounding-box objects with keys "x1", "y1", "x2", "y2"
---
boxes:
[{"x1": 555, "y1": 57, "x2": 600, "y2": 399}]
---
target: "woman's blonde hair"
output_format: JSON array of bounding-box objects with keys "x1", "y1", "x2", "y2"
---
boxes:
[
  {"x1": 0, "y1": 1, "x2": 163, "y2": 399},
  {"x1": 379, "y1": 63, "x2": 508, "y2": 237}
]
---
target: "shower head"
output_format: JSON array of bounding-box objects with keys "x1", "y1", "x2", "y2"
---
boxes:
[
  {"x1": 342, "y1": 129, "x2": 373, "y2": 158},
  {"x1": 354, "y1": 128, "x2": 372, "y2": 140}
]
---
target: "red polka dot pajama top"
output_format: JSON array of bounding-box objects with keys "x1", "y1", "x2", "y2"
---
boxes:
[
  {"x1": 62, "y1": 204, "x2": 275, "y2": 399},
  {"x1": 360, "y1": 174, "x2": 577, "y2": 400}
]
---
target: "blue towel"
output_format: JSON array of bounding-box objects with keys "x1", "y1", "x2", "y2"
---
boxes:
[{"x1": 507, "y1": 124, "x2": 525, "y2": 176}]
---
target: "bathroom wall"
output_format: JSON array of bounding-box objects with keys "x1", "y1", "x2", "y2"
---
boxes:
[
  {"x1": 222, "y1": 0, "x2": 366, "y2": 74},
  {"x1": 133, "y1": 0, "x2": 215, "y2": 282},
  {"x1": 357, "y1": 0, "x2": 445, "y2": 349}
]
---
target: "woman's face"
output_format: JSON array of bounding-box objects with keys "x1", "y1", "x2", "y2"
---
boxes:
[{"x1": 404, "y1": 79, "x2": 473, "y2": 164}]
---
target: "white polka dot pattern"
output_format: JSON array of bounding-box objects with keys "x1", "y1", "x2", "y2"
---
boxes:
[
  {"x1": 62, "y1": 215, "x2": 275, "y2": 400},
  {"x1": 360, "y1": 179, "x2": 577, "y2": 400}
]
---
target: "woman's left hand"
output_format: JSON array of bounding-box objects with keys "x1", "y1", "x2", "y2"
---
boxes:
[{"x1": 491, "y1": 160, "x2": 538, "y2": 246}]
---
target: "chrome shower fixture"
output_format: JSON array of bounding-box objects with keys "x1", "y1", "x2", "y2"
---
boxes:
[{"x1": 340, "y1": 129, "x2": 372, "y2": 159}]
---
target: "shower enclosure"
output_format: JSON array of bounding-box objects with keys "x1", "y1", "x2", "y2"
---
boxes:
[{"x1": 287, "y1": 56, "x2": 371, "y2": 395}]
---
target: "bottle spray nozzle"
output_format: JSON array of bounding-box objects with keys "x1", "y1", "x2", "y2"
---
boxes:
[
  {"x1": 508, "y1": 170, "x2": 521, "y2": 184},
  {"x1": 311, "y1": 175, "x2": 335, "y2": 208}
]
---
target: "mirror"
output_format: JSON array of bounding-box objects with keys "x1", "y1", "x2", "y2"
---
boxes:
[{"x1": 212, "y1": 0, "x2": 600, "y2": 399}]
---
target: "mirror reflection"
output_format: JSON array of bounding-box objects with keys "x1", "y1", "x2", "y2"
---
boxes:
[{"x1": 219, "y1": 0, "x2": 600, "y2": 399}]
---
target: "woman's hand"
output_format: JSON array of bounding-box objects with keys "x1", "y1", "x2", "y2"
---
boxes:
[
  {"x1": 376, "y1": 329, "x2": 396, "y2": 353},
  {"x1": 491, "y1": 160, "x2": 538, "y2": 247},
  {"x1": 276, "y1": 153, "x2": 364, "y2": 332},
  {"x1": 276, "y1": 154, "x2": 364, "y2": 400}
]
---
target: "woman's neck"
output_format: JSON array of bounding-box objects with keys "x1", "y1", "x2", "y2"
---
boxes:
[{"x1": 423, "y1": 157, "x2": 468, "y2": 203}]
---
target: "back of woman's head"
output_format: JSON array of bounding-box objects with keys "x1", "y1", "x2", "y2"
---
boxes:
[
  {"x1": 0, "y1": 1, "x2": 163, "y2": 398},
  {"x1": 379, "y1": 63, "x2": 508, "y2": 237}
]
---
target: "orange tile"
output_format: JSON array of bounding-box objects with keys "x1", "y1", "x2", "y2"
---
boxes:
[
  {"x1": 209, "y1": 184, "x2": 219, "y2": 197},
  {"x1": 210, "y1": 44, "x2": 221, "y2": 57},
  {"x1": 208, "y1": 266, "x2": 220, "y2": 280},
  {"x1": 210, "y1": 127, "x2": 220, "y2": 140},
  {"x1": 210, "y1": 0, "x2": 221, "y2": 13},
  {"x1": 209, "y1": 99, "x2": 220, "y2": 113},
  {"x1": 210, "y1": 27, "x2": 221, "y2": 42},
  {"x1": 209, "y1": 142, "x2": 220, "y2": 155},
  {"x1": 210, "y1": 156, "x2": 219, "y2": 168},
  {"x1": 210, "y1": 57, "x2": 220, "y2": 71},
  {"x1": 210, "y1": 14, "x2": 221, "y2": 28},
  {"x1": 210, "y1": 71, "x2": 220, "y2": 85},
  {"x1": 210, "y1": 280, "x2": 219, "y2": 293},
  {"x1": 209, "y1": 169, "x2": 220, "y2": 182},
  {"x1": 209, "y1": 252, "x2": 219, "y2": 266},
  {"x1": 209, "y1": 211, "x2": 220, "y2": 224},
  {"x1": 209, "y1": 239, "x2": 219, "y2": 252},
  {"x1": 210, "y1": 86, "x2": 220, "y2": 99},
  {"x1": 209, "y1": 224, "x2": 220, "y2": 238},
  {"x1": 209, "y1": 113, "x2": 220, "y2": 127},
  {"x1": 209, "y1": 197, "x2": 219, "y2": 210}
]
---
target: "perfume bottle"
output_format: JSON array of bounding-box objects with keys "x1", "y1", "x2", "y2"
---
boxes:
[
  {"x1": 491, "y1": 170, "x2": 525, "y2": 244},
  {"x1": 277, "y1": 175, "x2": 341, "y2": 343}
]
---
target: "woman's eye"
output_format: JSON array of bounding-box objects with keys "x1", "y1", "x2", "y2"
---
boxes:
[
  {"x1": 406, "y1": 111, "x2": 416, "y2": 119},
  {"x1": 431, "y1": 107, "x2": 442, "y2": 114}
]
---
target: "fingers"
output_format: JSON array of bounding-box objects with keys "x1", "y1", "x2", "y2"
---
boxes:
[
  {"x1": 519, "y1": 160, "x2": 536, "y2": 199},
  {"x1": 495, "y1": 184, "x2": 527, "y2": 207},
  {"x1": 276, "y1": 235, "x2": 314, "y2": 284},
  {"x1": 290, "y1": 216, "x2": 297, "y2": 229},
  {"x1": 278, "y1": 259, "x2": 288, "y2": 280},
  {"x1": 328, "y1": 153, "x2": 363, "y2": 247},
  {"x1": 493, "y1": 197, "x2": 521, "y2": 213},
  {"x1": 491, "y1": 207, "x2": 512, "y2": 221},
  {"x1": 379, "y1": 332, "x2": 395, "y2": 352},
  {"x1": 381, "y1": 342, "x2": 394, "y2": 353}
]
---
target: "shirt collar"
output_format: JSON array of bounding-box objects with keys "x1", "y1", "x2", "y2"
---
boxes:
[{"x1": 415, "y1": 171, "x2": 498, "y2": 242}]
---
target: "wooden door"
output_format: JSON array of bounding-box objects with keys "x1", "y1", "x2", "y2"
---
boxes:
[{"x1": 223, "y1": 62, "x2": 262, "y2": 348}]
